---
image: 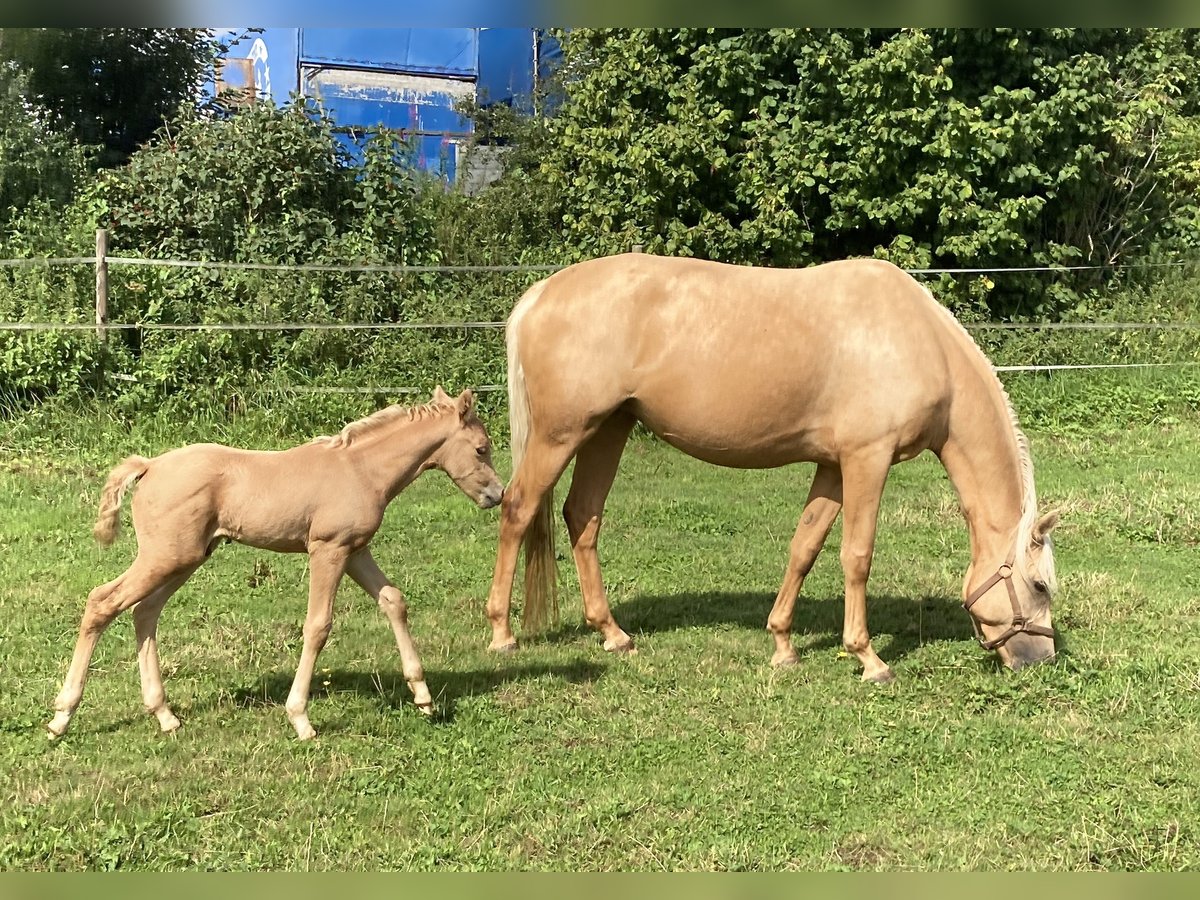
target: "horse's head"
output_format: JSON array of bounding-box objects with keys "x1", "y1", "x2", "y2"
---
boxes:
[
  {"x1": 429, "y1": 386, "x2": 505, "y2": 509},
  {"x1": 964, "y1": 510, "x2": 1060, "y2": 670}
]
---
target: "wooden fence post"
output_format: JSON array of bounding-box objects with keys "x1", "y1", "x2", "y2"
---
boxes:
[{"x1": 95, "y1": 227, "x2": 108, "y2": 343}]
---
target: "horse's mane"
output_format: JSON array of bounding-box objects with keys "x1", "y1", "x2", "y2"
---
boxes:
[
  {"x1": 919, "y1": 284, "x2": 1058, "y2": 591},
  {"x1": 311, "y1": 398, "x2": 456, "y2": 449}
]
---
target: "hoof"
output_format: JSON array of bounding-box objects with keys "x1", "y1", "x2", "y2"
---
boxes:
[
  {"x1": 290, "y1": 718, "x2": 317, "y2": 741},
  {"x1": 414, "y1": 702, "x2": 435, "y2": 717},
  {"x1": 863, "y1": 667, "x2": 896, "y2": 684},
  {"x1": 489, "y1": 639, "x2": 519, "y2": 654},
  {"x1": 46, "y1": 712, "x2": 71, "y2": 739},
  {"x1": 603, "y1": 637, "x2": 636, "y2": 654},
  {"x1": 771, "y1": 650, "x2": 801, "y2": 668},
  {"x1": 159, "y1": 716, "x2": 181, "y2": 734}
]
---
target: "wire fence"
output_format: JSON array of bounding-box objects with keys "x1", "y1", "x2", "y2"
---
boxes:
[{"x1": 3, "y1": 247, "x2": 1200, "y2": 394}]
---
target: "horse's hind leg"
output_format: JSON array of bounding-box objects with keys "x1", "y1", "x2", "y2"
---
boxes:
[
  {"x1": 48, "y1": 555, "x2": 198, "y2": 738},
  {"x1": 562, "y1": 413, "x2": 636, "y2": 652},
  {"x1": 767, "y1": 464, "x2": 843, "y2": 667},
  {"x1": 838, "y1": 450, "x2": 895, "y2": 683},
  {"x1": 486, "y1": 437, "x2": 577, "y2": 651},
  {"x1": 345, "y1": 548, "x2": 433, "y2": 714},
  {"x1": 133, "y1": 565, "x2": 201, "y2": 733}
]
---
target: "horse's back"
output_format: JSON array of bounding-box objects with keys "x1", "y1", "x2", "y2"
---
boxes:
[{"x1": 511, "y1": 255, "x2": 966, "y2": 464}]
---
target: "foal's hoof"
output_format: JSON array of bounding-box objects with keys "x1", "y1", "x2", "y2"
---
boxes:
[
  {"x1": 159, "y1": 714, "x2": 181, "y2": 734},
  {"x1": 863, "y1": 667, "x2": 896, "y2": 685},
  {"x1": 489, "y1": 639, "x2": 519, "y2": 654},
  {"x1": 414, "y1": 701, "x2": 435, "y2": 717},
  {"x1": 46, "y1": 713, "x2": 71, "y2": 739}
]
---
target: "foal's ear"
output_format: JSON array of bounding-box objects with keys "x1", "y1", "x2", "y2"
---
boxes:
[
  {"x1": 456, "y1": 388, "x2": 476, "y2": 418},
  {"x1": 431, "y1": 385, "x2": 451, "y2": 405},
  {"x1": 1032, "y1": 510, "x2": 1061, "y2": 545}
]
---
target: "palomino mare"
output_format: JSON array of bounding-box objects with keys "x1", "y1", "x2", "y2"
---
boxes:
[
  {"x1": 48, "y1": 387, "x2": 504, "y2": 740},
  {"x1": 485, "y1": 254, "x2": 1059, "y2": 680}
]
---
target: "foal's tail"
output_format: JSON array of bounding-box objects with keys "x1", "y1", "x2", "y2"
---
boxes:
[
  {"x1": 93, "y1": 456, "x2": 151, "y2": 546},
  {"x1": 507, "y1": 282, "x2": 558, "y2": 633}
]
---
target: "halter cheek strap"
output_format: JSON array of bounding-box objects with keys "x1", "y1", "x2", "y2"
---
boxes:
[{"x1": 963, "y1": 551, "x2": 1056, "y2": 651}]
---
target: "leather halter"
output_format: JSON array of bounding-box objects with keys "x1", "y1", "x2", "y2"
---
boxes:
[{"x1": 963, "y1": 550, "x2": 1056, "y2": 651}]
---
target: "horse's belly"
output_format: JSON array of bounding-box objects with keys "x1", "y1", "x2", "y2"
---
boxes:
[{"x1": 634, "y1": 403, "x2": 834, "y2": 469}]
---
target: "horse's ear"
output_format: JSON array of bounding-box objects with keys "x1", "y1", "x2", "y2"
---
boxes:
[
  {"x1": 456, "y1": 388, "x2": 476, "y2": 418},
  {"x1": 431, "y1": 385, "x2": 451, "y2": 405},
  {"x1": 1033, "y1": 510, "x2": 1060, "y2": 545}
]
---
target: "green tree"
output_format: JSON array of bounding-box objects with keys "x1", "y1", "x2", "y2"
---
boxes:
[
  {"x1": 0, "y1": 28, "x2": 216, "y2": 168},
  {"x1": 537, "y1": 28, "x2": 1200, "y2": 318}
]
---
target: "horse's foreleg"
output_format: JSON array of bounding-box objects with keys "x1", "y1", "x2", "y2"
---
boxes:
[
  {"x1": 563, "y1": 413, "x2": 636, "y2": 652},
  {"x1": 838, "y1": 452, "x2": 895, "y2": 683},
  {"x1": 767, "y1": 464, "x2": 843, "y2": 667},
  {"x1": 346, "y1": 549, "x2": 433, "y2": 715},
  {"x1": 133, "y1": 565, "x2": 199, "y2": 733},
  {"x1": 485, "y1": 439, "x2": 575, "y2": 652},
  {"x1": 48, "y1": 557, "x2": 192, "y2": 739},
  {"x1": 286, "y1": 543, "x2": 349, "y2": 740}
]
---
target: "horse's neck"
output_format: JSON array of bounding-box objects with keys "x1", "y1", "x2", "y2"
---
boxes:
[
  {"x1": 938, "y1": 381, "x2": 1026, "y2": 573},
  {"x1": 349, "y1": 413, "x2": 450, "y2": 500}
]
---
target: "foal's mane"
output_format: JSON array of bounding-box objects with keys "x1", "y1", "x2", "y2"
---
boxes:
[
  {"x1": 918, "y1": 284, "x2": 1056, "y2": 588},
  {"x1": 311, "y1": 398, "x2": 456, "y2": 449}
]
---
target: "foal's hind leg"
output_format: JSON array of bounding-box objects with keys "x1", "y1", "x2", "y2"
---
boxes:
[
  {"x1": 48, "y1": 556, "x2": 196, "y2": 738},
  {"x1": 767, "y1": 464, "x2": 843, "y2": 667},
  {"x1": 133, "y1": 565, "x2": 201, "y2": 733},
  {"x1": 346, "y1": 549, "x2": 433, "y2": 714},
  {"x1": 285, "y1": 542, "x2": 350, "y2": 740},
  {"x1": 562, "y1": 413, "x2": 636, "y2": 652}
]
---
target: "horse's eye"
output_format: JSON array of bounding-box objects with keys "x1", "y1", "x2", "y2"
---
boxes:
[
  {"x1": 1033, "y1": 580, "x2": 1047, "y2": 594},
  {"x1": 476, "y1": 446, "x2": 488, "y2": 456}
]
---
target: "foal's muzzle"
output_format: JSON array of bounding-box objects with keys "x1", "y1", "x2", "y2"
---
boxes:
[{"x1": 479, "y1": 484, "x2": 505, "y2": 509}]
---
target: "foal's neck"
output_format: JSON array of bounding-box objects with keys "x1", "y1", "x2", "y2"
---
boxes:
[{"x1": 349, "y1": 410, "x2": 454, "y2": 501}]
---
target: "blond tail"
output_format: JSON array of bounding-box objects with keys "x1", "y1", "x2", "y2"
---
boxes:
[
  {"x1": 93, "y1": 456, "x2": 150, "y2": 545},
  {"x1": 506, "y1": 287, "x2": 558, "y2": 634}
]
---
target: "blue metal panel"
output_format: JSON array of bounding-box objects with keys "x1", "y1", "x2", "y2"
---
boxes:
[
  {"x1": 477, "y1": 28, "x2": 533, "y2": 105},
  {"x1": 216, "y1": 28, "x2": 300, "y2": 105},
  {"x1": 300, "y1": 28, "x2": 478, "y2": 77}
]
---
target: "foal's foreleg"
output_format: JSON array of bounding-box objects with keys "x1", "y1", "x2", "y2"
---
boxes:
[
  {"x1": 767, "y1": 464, "x2": 843, "y2": 667},
  {"x1": 346, "y1": 549, "x2": 433, "y2": 714},
  {"x1": 563, "y1": 414, "x2": 636, "y2": 652},
  {"x1": 838, "y1": 452, "x2": 894, "y2": 683},
  {"x1": 286, "y1": 544, "x2": 349, "y2": 740}
]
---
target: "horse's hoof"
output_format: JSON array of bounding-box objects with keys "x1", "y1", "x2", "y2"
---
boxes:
[
  {"x1": 604, "y1": 637, "x2": 636, "y2": 654},
  {"x1": 489, "y1": 639, "x2": 519, "y2": 654},
  {"x1": 863, "y1": 667, "x2": 896, "y2": 684},
  {"x1": 159, "y1": 716, "x2": 181, "y2": 734},
  {"x1": 771, "y1": 650, "x2": 801, "y2": 668},
  {"x1": 414, "y1": 702, "x2": 435, "y2": 717}
]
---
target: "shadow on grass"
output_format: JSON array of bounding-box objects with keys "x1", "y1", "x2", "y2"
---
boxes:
[
  {"x1": 540, "y1": 588, "x2": 979, "y2": 669},
  {"x1": 223, "y1": 658, "x2": 608, "y2": 726}
]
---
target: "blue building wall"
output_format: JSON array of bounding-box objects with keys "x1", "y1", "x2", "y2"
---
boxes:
[{"x1": 216, "y1": 28, "x2": 556, "y2": 184}]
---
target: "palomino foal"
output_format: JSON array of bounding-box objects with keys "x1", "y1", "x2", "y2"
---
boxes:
[{"x1": 48, "y1": 387, "x2": 503, "y2": 741}]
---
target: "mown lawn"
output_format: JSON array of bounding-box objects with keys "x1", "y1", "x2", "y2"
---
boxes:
[{"x1": 1, "y1": 412, "x2": 1199, "y2": 870}]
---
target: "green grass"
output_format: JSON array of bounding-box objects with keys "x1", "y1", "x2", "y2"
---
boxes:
[{"x1": 2, "y1": 408, "x2": 1200, "y2": 871}]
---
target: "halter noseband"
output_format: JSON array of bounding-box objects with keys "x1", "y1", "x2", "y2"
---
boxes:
[{"x1": 962, "y1": 550, "x2": 1055, "y2": 651}]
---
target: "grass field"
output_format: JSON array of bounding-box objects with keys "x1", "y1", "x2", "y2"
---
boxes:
[{"x1": 2, "y1": 403, "x2": 1200, "y2": 871}]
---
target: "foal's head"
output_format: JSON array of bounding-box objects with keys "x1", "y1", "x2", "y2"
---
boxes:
[{"x1": 429, "y1": 387, "x2": 505, "y2": 509}]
